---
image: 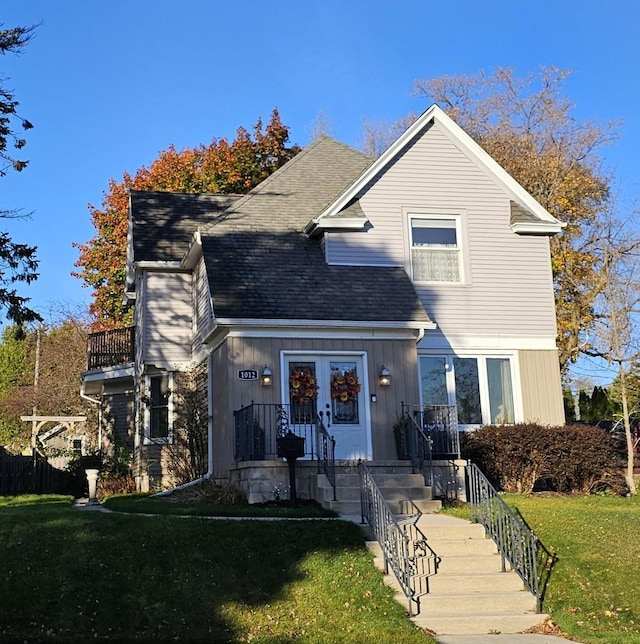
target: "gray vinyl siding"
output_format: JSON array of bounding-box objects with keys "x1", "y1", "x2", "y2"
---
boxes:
[
  {"x1": 326, "y1": 122, "x2": 557, "y2": 339},
  {"x1": 518, "y1": 349, "x2": 565, "y2": 425},
  {"x1": 142, "y1": 271, "x2": 193, "y2": 366},
  {"x1": 210, "y1": 335, "x2": 420, "y2": 474},
  {"x1": 193, "y1": 258, "x2": 213, "y2": 358},
  {"x1": 194, "y1": 257, "x2": 213, "y2": 333}
]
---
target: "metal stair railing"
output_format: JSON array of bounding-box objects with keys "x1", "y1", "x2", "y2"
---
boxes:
[
  {"x1": 467, "y1": 462, "x2": 556, "y2": 612},
  {"x1": 316, "y1": 410, "x2": 336, "y2": 501},
  {"x1": 401, "y1": 403, "x2": 462, "y2": 501},
  {"x1": 402, "y1": 410, "x2": 434, "y2": 487},
  {"x1": 358, "y1": 460, "x2": 440, "y2": 616}
]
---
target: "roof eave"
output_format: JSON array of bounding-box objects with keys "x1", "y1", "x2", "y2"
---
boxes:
[
  {"x1": 214, "y1": 317, "x2": 436, "y2": 331},
  {"x1": 510, "y1": 221, "x2": 564, "y2": 236},
  {"x1": 305, "y1": 217, "x2": 368, "y2": 238}
]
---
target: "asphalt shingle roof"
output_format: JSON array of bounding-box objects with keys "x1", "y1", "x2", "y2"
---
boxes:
[
  {"x1": 130, "y1": 191, "x2": 241, "y2": 262},
  {"x1": 130, "y1": 136, "x2": 432, "y2": 325}
]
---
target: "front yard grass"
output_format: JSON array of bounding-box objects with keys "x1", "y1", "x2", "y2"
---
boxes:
[
  {"x1": 0, "y1": 495, "x2": 436, "y2": 643},
  {"x1": 103, "y1": 492, "x2": 338, "y2": 518},
  {"x1": 445, "y1": 493, "x2": 640, "y2": 644}
]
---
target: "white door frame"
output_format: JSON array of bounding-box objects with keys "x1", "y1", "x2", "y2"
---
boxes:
[{"x1": 280, "y1": 350, "x2": 373, "y2": 460}]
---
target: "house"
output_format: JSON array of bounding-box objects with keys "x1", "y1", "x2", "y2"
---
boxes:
[{"x1": 81, "y1": 104, "x2": 565, "y2": 501}]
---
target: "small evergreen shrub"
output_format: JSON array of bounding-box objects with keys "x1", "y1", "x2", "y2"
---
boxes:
[{"x1": 462, "y1": 423, "x2": 626, "y2": 495}]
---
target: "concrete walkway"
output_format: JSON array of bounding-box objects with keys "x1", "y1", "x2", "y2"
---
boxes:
[{"x1": 436, "y1": 636, "x2": 574, "y2": 644}]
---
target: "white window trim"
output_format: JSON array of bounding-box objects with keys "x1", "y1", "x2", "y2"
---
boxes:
[
  {"x1": 407, "y1": 213, "x2": 466, "y2": 284},
  {"x1": 143, "y1": 372, "x2": 174, "y2": 445},
  {"x1": 418, "y1": 351, "x2": 523, "y2": 428}
]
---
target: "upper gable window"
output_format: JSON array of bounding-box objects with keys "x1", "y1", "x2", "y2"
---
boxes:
[{"x1": 410, "y1": 217, "x2": 461, "y2": 283}]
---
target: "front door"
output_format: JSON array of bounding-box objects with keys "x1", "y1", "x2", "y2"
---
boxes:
[{"x1": 284, "y1": 354, "x2": 369, "y2": 460}]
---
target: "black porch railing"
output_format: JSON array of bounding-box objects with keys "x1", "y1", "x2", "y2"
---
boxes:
[
  {"x1": 401, "y1": 403, "x2": 460, "y2": 458},
  {"x1": 234, "y1": 402, "x2": 319, "y2": 461},
  {"x1": 87, "y1": 326, "x2": 135, "y2": 370},
  {"x1": 400, "y1": 403, "x2": 462, "y2": 500},
  {"x1": 467, "y1": 462, "x2": 555, "y2": 612},
  {"x1": 316, "y1": 409, "x2": 336, "y2": 501},
  {"x1": 359, "y1": 460, "x2": 440, "y2": 616}
]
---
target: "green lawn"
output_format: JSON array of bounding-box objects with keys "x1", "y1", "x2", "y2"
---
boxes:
[
  {"x1": 4, "y1": 493, "x2": 638, "y2": 643},
  {"x1": 445, "y1": 493, "x2": 640, "y2": 644},
  {"x1": 103, "y1": 492, "x2": 338, "y2": 518},
  {"x1": 503, "y1": 494, "x2": 640, "y2": 644},
  {"x1": 0, "y1": 495, "x2": 436, "y2": 643}
]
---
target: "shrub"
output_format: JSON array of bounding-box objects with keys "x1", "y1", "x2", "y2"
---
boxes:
[
  {"x1": 462, "y1": 423, "x2": 626, "y2": 495},
  {"x1": 166, "y1": 478, "x2": 248, "y2": 505}
]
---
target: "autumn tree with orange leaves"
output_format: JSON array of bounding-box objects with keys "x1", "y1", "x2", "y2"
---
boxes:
[{"x1": 74, "y1": 109, "x2": 300, "y2": 330}]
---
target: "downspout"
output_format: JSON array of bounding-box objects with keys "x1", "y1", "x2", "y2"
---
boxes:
[
  {"x1": 153, "y1": 351, "x2": 216, "y2": 497},
  {"x1": 80, "y1": 389, "x2": 103, "y2": 452}
]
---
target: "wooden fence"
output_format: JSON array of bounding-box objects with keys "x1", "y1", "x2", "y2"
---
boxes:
[{"x1": 0, "y1": 447, "x2": 64, "y2": 494}]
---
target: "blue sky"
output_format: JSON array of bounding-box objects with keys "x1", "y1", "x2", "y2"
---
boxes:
[{"x1": 2, "y1": 0, "x2": 639, "y2": 384}]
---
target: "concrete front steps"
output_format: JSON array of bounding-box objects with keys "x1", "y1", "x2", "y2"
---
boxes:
[
  {"x1": 313, "y1": 461, "x2": 441, "y2": 516},
  {"x1": 367, "y1": 513, "x2": 548, "y2": 636}
]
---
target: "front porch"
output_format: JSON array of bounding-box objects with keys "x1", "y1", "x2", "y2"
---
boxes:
[{"x1": 231, "y1": 401, "x2": 465, "y2": 509}]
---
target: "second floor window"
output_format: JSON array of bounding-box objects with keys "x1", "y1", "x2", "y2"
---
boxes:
[{"x1": 410, "y1": 217, "x2": 461, "y2": 282}]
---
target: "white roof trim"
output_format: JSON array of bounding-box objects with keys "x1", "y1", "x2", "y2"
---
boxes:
[
  {"x1": 214, "y1": 317, "x2": 436, "y2": 330},
  {"x1": 310, "y1": 217, "x2": 368, "y2": 232},
  {"x1": 311, "y1": 104, "x2": 564, "y2": 231},
  {"x1": 134, "y1": 261, "x2": 186, "y2": 271}
]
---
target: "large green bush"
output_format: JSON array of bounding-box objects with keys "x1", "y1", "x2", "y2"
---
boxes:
[{"x1": 461, "y1": 423, "x2": 626, "y2": 495}]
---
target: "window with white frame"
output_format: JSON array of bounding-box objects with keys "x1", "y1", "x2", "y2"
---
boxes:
[
  {"x1": 145, "y1": 373, "x2": 173, "y2": 442},
  {"x1": 419, "y1": 355, "x2": 515, "y2": 427},
  {"x1": 410, "y1": 217, "x2": 461, "y2": 282}
]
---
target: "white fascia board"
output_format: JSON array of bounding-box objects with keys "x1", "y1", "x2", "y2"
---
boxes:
[
  {"x1": 510, "y1": 220, "x2": 564, "y2": 236},
  {"x1": 181, "y1": 230, "x2": 202, "y2": 269},
  {"x1": 314, "y1": 218, "x2": 368, "y2": 231},
  {"x1": 227, "y1": 328, "x2": 422, "y2": 341},
  {"x1": 125, "y1": 193, "x2": 135, "y2": 294},
  {"x1": 81, "y1": 364, "x2": 135, "y2": 382},
  {"x1": 312, "y1": 103, "x2": 564, "y2": 231},
  {"x1": 214, "y1": 318, "x2": 436, "y2": 334},
  {"x1": 135, "y1": 261, "x2": 184, "y2": 271},
  {"x1": 420, "y1": 332, "x2": 558, "y2": 352}
]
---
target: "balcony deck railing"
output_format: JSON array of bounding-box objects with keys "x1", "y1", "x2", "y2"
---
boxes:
[{"x1": 87, "y1": 326, "x2": 135, "y2": 370}]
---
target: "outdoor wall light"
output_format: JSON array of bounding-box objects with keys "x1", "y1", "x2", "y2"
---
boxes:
[
  {"x1": 261, "y1": 365, "x2": 273, "y2": 386},
  {"x1": 378, "y1": 366, "x2": 391, "y2": 387}
]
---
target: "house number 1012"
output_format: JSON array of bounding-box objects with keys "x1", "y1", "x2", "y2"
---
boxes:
[{"x1": 238, "y1": 370, "x2": 259, "y2": 381}]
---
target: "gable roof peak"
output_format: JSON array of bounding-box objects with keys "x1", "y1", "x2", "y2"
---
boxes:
[{"x1": 306, "y1": 103, "x2": 564, "y2": 236}]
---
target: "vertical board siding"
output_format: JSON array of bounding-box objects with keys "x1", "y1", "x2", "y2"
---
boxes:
[
  {"x1": 143, "y1": 272, "x2": 193, "y2": 365},
  {"x1": 212, "y1": 340, "x2": 232, "y2": 475},
  {"x1": 518, "y1": 349, "x2": 565, "y2": 425},
  {"x1": 211, "y1": 335, "x2": 420, "y2": 474},
  {"x1": 327, "y1": 123, "x2": 557, "y2": 339}
]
